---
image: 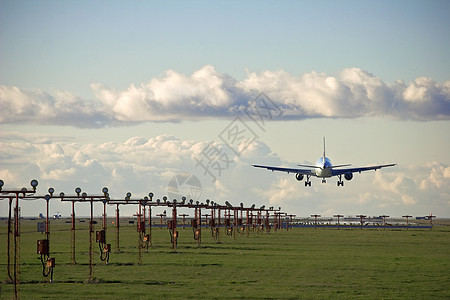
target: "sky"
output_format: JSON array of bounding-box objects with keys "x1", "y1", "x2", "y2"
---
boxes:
[{"x1": 1, "y1": 0, "x2": 449, "y2": 219}]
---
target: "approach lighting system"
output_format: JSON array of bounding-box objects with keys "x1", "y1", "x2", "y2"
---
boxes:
[
  {"x1": 125, "y1": 192, "x2": 131, "y2": 201},
  {"x1": 31, "y1": 179, "x2": 39, "y2": 191}
]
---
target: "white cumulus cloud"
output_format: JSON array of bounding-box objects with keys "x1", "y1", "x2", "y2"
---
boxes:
[
  {"x1": 0, "y1": 134, "x2": 449, "y2": 217},
  {"x1": 1, "y1": 66, "x2": 449, "y2": 127}
]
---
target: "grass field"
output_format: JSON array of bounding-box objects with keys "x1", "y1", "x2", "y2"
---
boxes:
[{"x1": 1, "y1": 219, "x2": 449, "y2": 299}]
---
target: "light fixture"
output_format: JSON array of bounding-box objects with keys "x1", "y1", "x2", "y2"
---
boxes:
[{"x1": 30, "y1": 179, "x2": 38, "y2": 191}]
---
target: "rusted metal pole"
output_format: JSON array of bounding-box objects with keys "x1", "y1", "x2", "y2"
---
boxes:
[
  {"x1": 116, "y1": 204, "x2": 120, "y2": 252},
  {"x1": 380, "y1": 215, "x2": 389, "y2": 230},
  {"x1": 171, "y1": 204, "x2": 177, "y2": 250},
  {"x1": 148, "y1": 206, "x2": 152, "y2": 247},
  {"x1": 142, "y1": 205, "x2": 146, "y2": 233},
  {"x1": 13, "y1": 192, "x2": 20, "y2": 299},
  {"x1": 334, "y1": 214, "x2": 343, "y2": 230},
  {"x1": 427, "y1": 214, "x2": 436, "y2": 229},
  {"x1": 217, "y1": 208, "x2": 221, "y2": 243},
  {"x1": 198, "y1": 207, "x2": 202, "y2": 246},
  {"x1": 71, "y1": 201, "x2": 76, "y2": 263},
  {"x1": 180, "y1": 214, "x2": 188, "y2": 229},
  {"x1": 103, "y1": 201, "x2": 106, "y2": 231},
  {"x1": 311, "y1": 214, "x2": 321, "y2": 229},
  {"x1": 356, "y1": 215, "x2": 366, "y2": 229},
  {"x1": 89, "y1": 197, "x2": 94, "y2": 281},
  {"x1": 402, "y1": 215, "x2": 412, "y2": 229},
  {"x1": 45, "y1": 198, "x2": 50, "y2": 241},
  {"x1": 7, "y1": 197, "x2": 13, "y2": 281},
  {"x1": 137, "y1": 201, "x2": 142, "y2": 264}
]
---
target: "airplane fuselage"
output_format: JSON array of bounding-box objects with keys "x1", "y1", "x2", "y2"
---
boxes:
[{"x1": 315, "y1": 157, "x2": 333, "y2": 178}]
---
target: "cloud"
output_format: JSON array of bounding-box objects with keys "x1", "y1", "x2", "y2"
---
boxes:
[
  {"x1": 90, "y1": 65, "x2": 247, "y2": 122},
  {"x1": 0, "y1": 86, "x2": 110, "y2": 128},
  {"x1": 0, "y1": 134, "x2": 449, "y2": 217},
  {"x1": 1, "y1": 66, "x2": 449, "y2": 127},
  {"x1": 419, "y1": 162, "x2": 450, "y2": 190}
]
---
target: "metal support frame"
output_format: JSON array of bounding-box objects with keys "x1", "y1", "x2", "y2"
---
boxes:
[{"x1": 0, "y1": 179, "x2": 38, "y2": 299}]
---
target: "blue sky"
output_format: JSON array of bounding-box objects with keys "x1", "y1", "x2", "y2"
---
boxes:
[
  {"x1": 1, "y1": 0, "x2": 449, "y2": 218},
  {"x1": 2, "y1": 0, "x2": 449, "y2": 93}
]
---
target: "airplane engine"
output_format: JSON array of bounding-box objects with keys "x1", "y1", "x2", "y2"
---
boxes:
[
  {"x1": 344, "y1": 173, "x2": 353, "y2": 181},
  {"x1": 295, "y1": 173, "x2": 304, "y2": 181}
]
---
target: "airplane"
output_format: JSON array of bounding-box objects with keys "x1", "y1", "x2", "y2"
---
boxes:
[{"x1": 252, "y1": 137, "x2": 396, "y2": 187}]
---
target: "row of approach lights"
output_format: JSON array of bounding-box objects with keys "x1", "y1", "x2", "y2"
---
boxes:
[
  {"x1": 120, "y1": 192, "x2": 278, "y2": 211},
  {"x1": 0, "y1": 179, "x2": 39, "y2": 193},
  {"x1": 0, "y1": 180, "x2": 279, "y2": 211}
]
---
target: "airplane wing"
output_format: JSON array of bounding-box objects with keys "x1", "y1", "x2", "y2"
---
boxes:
[
  {"x1": 331, "y1": 164, "x2": 397, "y2": 176},
  {"x1": 252, "y1": 164, "x2": 316, "y2": 176}
]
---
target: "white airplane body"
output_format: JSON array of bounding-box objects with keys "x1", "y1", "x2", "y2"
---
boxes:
[{"x1": 253, "y1": 138, "x2": 396, "y2": 186}]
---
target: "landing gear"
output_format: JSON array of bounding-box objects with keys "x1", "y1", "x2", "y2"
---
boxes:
[
  {"x1": 305, "y1": 175, "x2": 312, "y2": 187},
  {"x1": 337, "y1": 175, "x2": 344, "y2": 186},
  {"x1": 322, "y1": 179, "x2": 326, "y2": 183}
]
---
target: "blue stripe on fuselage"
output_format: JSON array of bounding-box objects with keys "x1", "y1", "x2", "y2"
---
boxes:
[{"x1": 316, "y1": 157, "x2": 333, "y2": 168}]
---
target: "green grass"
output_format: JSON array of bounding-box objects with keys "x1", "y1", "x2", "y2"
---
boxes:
[{"x1": 1, "y1": 219, "x2": 449, "y2": 299}]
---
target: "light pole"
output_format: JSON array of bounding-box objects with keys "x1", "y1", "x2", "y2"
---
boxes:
[
  {"x1": 380, "y1": 215, "x2": 389, "y2": 230},
  {"x1": 426, "y1": 214, "x2": 436, "y2": 229},
  {"x1": 402, "y1": 215, "x2": 412, "y2": 229},
  {"x1": 0, "y1": 179, "x2": 38, "y2": 299},
  {"x1": 333, "y1": 214, "x2": 344, "y2": 229},
  {"x1": 356, "y1": 215, "x2": 366, "y2": 229},
  {"x1": 180, "y1": 214, "x2": 189, "y2": 229},
  {"x1": 59, "y1": 186, "x2": 110, "y2": 281},
  {"x1": 148, "y1": 192, "x2": 153, "y2": 247},
  {"x1": 311, "y1": 214, "x2": 321, "y2": 229}
]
